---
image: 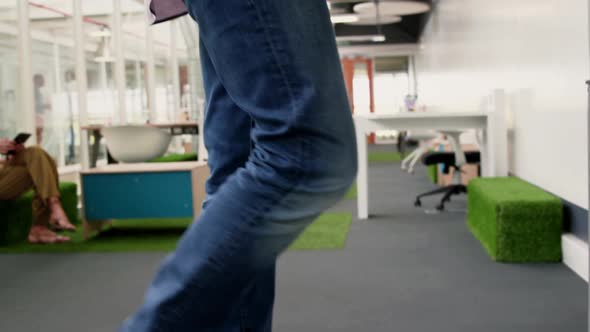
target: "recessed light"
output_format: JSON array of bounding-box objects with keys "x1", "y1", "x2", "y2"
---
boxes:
[
  {"x1": 336, "y1": 34, "x2": 386, "y2": 43},
  {"x1": 331, "y1": 14, "x2": 360, "y2": 24},
  {"x1": 371, "y1": 35, "x2": 386, "y2": 42},
  {"x1": 354, "y1": 1, "x2": 430, "y2": 16},
  {"x1": 346, "y1": 15, "x2": 402, "y2": 26}
]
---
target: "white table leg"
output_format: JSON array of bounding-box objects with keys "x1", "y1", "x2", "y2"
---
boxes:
[
  {"x1": 476, "y1": 129, "x2": 490, "y2": 177},
  {"x1": 357, "y1": 131, "x2": 369, "y2": 219},
  {"x1": 483, "y1": 114, "x2": 496, "y2": 177}
]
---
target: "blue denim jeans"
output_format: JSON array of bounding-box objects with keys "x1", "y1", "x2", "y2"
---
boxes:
[{"x1": 121, "y1": 0, "x2": 357, "y2": 331}]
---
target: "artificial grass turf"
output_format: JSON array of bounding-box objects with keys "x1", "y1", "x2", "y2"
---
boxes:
[
  {"x1": 427, "y1": 164, "x2": 438, "y2": 184},
  {"x1": 0, "y1": 182, "x2": 78, "y2": 246},
  {"x1": 0, "y1": 213, "x2": 353, "y2": 253},
  {"x1": 149, "y1": 153, "x2": 198, "y2": 163},
  {"x1": 290, "y1": 213, "x2": 352, "y2": 250},
  {"x1": 467, "y1": 177, "x2": 563, "y2": 263},
  {"x1": 345, "y1": 184, "x2": 357, "y2": 199},
  {"x1": 368, "y1": 151, "x2": 403, "y2": 163},
  {"x1": 152, "y1": 151, "x2": 401, "y2": 164}
]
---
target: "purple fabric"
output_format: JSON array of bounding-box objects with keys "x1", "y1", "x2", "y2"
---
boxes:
[{"x1": 148, "y1": 0, "x2": 188, "y2": 24}]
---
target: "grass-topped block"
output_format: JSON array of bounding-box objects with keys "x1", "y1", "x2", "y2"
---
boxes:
[
  {"x1": 0, "y1": 196, "x2": 33, "y2": 245},
  {"x1": 467, "y1": 177, "x2": 562, "y2": 263},
  {"x1": 0, "y1": 182, "x2": 78, "y2": 245}
]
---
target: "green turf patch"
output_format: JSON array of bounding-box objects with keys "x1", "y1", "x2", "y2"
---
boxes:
[
  {"x1": 427, "y1": 164, "x2": 438, "y2": 184},
  {"x1": 0, "y1": 213, "x2": 352, "y2": 253},
  {"x1": 149, "y1": 153, "x2": 198, "y2": 163},
  {"x1": 290, "y1": 213, "x2": 352, "y2": 250},
  {"x1": 344, "y1": 183, "x2": 357, "y2": 199},
  {"x1": 467, "y1": 177, "x2": 563, "y2": 263},
  {"x1": 368, "y1": 151, "x2": 402, "y2": 163}
]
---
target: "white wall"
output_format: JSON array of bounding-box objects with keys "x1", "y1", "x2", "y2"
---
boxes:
[{"x1": 415, "y1": 0, "x2": 590, "y2": 208}]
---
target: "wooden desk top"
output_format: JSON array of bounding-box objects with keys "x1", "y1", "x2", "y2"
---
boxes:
[{"x1": 81, "y1": 161, "x2": 208, "y2": 175}]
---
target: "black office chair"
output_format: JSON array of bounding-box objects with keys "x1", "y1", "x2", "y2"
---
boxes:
[{"x1": 414, "y1": 150, "x2": 481, "y2": 211}]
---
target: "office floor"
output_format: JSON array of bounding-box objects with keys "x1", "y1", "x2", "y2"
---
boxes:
[{"x1": 0, "y1": 150, "x2": 586, "y2": 332}]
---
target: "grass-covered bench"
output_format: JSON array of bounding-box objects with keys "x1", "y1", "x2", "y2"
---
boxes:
[
  {"x1": 0, "y1": 182, "x2": 78, "y2": 245},
  {"x1": 467, "y1": 177, "x2": 562, "y2": 263}
]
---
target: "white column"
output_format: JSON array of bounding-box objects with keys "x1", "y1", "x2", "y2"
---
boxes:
[
  {"x1": 179, "y1": 17, "x2": 207, "y2": 160},
  {"x1": 16, "y1": 0, "x2": 36, "y2": 143},
  {"x1": 99, "y1": 62, "x2": 108, "y2": 89},
  {"x1": 408, "y1": 55, "x2": 417, "y2": 96},
  {"x1": 144, "y1": 0, "x2": 157, "y2": 123},
  {"x1": 356, "y1": 123, "x2": 369, "y2": 219},
  {"x1": 113, "y1": 0, "x2": 127, "y2": 124},
  {"x1": 170, "y1": 20, "x2": 181, "y2": 122},
  {"x1": 73, "y1": 0, "x2": 90, "y2": 170},
  {"x1": 135, "y1": 60, "x2": 142, "y2": 121},
  {"x1": 481, "y1": 89, "x2": 508, "y2": 178},
  {"x1": 491, "y1": 89, "x2": 508, "y2": 177},
  {"x1": 53, "y1": 42, "x2": 63, "y2": 94},
  {"x1": 586, "y1": 2, "x2": 590, "y2": 321},
  {"x1": 53, "y1": 40, "x2": 66, "y2": 167}
]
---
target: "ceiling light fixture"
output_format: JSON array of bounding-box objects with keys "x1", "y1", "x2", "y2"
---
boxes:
[
  {"x1": 331, "y1": 14, "x2": 360, "y2": 24},
  {"x1": 354, "y1": 1, "x2": 431, "y2": 16},
  {"x1": 336, "y1": 34, "x2": 386, "y2": 42},
  {"x1": 346, "y1": 15, "x2": 401, "y2": 26}
]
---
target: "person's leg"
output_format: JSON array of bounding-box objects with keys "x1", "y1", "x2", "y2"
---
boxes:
[
  {"x1": 31, "y1": 194, "x2": 50, "y2": 227},
  {"x1": 10, "y1": 146, "x2": 75, "y2": 230},
  {"x1": 200, "y1": 30, "x2": 281, "y2": 331},
  {"x1": 121, "y1": 1, "x2": 356, "y2": 331},
  {"x1": 0, "y1": 161, "x2": 69, "y2": 243},
  {"x1": 239, "y1": 263, "x2": 277, "y2": 332},
  {"x1": 198, "y1": 37, "x2": 252, "y2": 202},
  {"x1": 0, "y1": 166, "x2": 34, "y2": 201},
  {"x1": 10, "y1": 146, "x2": 59, "y2": 200}
]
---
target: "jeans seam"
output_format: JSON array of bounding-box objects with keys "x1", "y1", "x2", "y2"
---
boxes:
[{"x1": 245, "y1": 0, "x2": 299, "y2": 123}]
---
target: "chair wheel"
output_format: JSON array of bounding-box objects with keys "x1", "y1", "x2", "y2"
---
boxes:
[
  {"x1": 414, "y1": 199, "x2": 422, "y2": 207},
  {"x1": 436, "y1": 204, "x2": 444, "y2": 211}
]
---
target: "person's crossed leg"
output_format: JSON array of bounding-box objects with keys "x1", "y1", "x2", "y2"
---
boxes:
[{"x1": 0, "y1": 145, "x2": 76, "y2": 244}]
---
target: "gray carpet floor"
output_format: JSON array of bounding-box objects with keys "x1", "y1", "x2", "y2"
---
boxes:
[{"x1": 0, "y1": 157, "x2": 586, "y2": 331}]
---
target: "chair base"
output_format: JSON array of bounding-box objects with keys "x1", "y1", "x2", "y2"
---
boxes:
[{"x1": 414, "y1": 184, "x2": 467, "y2": 211}]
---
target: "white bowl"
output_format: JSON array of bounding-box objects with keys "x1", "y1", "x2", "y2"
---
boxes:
[{"x1": 102, "y1": 125, "x2": 172, "y2": 163}]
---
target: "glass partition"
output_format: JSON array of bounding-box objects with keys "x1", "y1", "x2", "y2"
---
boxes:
[
  {"x1": 1, "y1": 0, "x2": 196, "y2": 168},
  {"x1": 0, "y1": 1, "x2": 20, "y2": 142}
]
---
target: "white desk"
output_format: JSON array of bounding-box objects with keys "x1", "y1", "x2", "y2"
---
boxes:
[{"x1": 354, "y1": 111, "x2": 507, "y2": 219}]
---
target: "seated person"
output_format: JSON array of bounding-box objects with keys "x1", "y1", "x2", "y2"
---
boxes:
[{"x1": 0, "y1": 138, "x2": 76, "y2": 244}]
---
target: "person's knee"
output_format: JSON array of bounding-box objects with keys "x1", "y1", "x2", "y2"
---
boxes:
[
  {"x1": 23, "y1": 146, "x2": 45, "y2": 156},
  {"x1": 305, "y1": 142, "x2": 357, "y2": 194},
  {"x1": 328, "y1": 147, "x2": 357, "y2": 189}
]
